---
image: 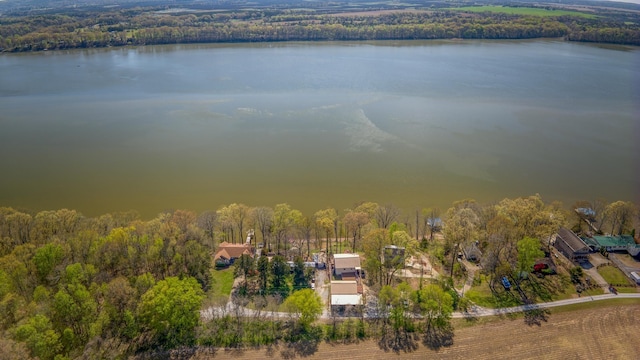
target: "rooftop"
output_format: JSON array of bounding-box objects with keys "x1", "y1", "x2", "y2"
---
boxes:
[
  {"x1": 213, "y1": 241, "x2": 253, "y2": 260},
  {"x1": 334, "y1": 253, "x2": 361, "y2": 269},
  {"x1": 330, "y1": 280, "x2": 358, "y2": 295},
  {"x1": 331, "y1": 294, "x2": 362, "y2": 306},
  {"x1": 586, "y1": 235, "x2": 636, "y2": 248},
  {"x1": 557, "y1": 228, "x2": 590, "y2": 253},
  {"x1": 334, "y1": 253, "x2": 360, "y2": 259}
]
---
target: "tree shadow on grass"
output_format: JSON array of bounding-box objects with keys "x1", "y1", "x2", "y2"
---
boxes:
[
  {"x1": 491, "y1": 291, "x2": 522, "y2": 320},
  {"x1": 377, "y1": 330, "x2": 419, "y2": 353},
  {"x1": 422, "y1": 324, "x2": 454, "y2": 351},
  {"x1": 523, "y1": 306, "x2": 550, "y2": 327}
]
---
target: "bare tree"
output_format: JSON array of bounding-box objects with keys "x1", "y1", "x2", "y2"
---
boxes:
[
  {"x1": 375, "y1": 204, "x2": 400, "y2": 229},
  {"x1": 197, "y1": 211, "x2": 217, "y2": 248},
  {"x1": 297, "y1": 216, "x2": 314, "y2": 259},
  {"x1": 252, "y1": 206, "x2": 274, "y2": 249},
  {"x1": 344, "y1": 210, "x2": 369, "y2": 251},
  {"x1": 605, "y1": 201, "x2": 637, "y2": 235},
  {"x1": 422, "y1": 207, "x2": 441, "y2": 241}
]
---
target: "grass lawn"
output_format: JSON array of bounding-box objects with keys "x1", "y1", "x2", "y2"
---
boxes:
[
  {"x1": 464, "y1": 276, "x2": 521, "y2": 308},
  {"x1": 616, "y1": 286, "x2": 639, "y2": 293},
  {"x1": 598, "y1": 265, "x2": 633, "y2": 286},
  {"x1": 451, "y1": 6, "x2": 596, "y2": 19},
  {"x1": 210, "y1": 267, "x2": 235, "y2": 299},
  {"x1": 465, "y1": 273, "x2": 585, "y2": 307}
]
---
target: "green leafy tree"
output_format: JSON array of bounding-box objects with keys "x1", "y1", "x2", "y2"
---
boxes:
[
  {"x1": 292, "y1": 256, "x2": 307, "y2": 290},
  {"x1": 52, "y1": 283, "x2": 97, "y2": 344},
  {"x1": 0, "y1": 247, "x2": 36, "y2": 299},
  {"x1": 283, "y1": 288, "x2": 322, "y2": 328},
  {"x1": 379, "y1": 282, "x2": 413, "y2": 333},
  {"x1": 413, "y1": 284, "x2": 454, "y2": 333},
  {"x1": 570, "y1": 266, "x2": 584, "y2": 284},
  {"x1": 183, "y1": 239, "x2": 212, "y2": 290},
  {"x1": 444, "y1": 204, "x2": 479, "y2": 254},
  {"x1": 270, "y1": 255, "x2": 289, "y2": 295},
  {"x1": 137, "y1": 276, "x2": 204, "y2": 348},
  {"x1": 257, "y1": 255, "x2": 270, "y2": 294},
  {"x1": 234, "y1": 254, "x2": 255, "y2": 294},
  {"x1": 362, "y1": 228, "x2": 387, "y2": 286},
  {"x1": 517, "y1": 237, "x2": 544, "y2": 274},
  {"x1": 15, "y1": 314, "x2": 62, "y2": 360},
  {"x1": 34, "y1": 243, "x2": 65, "y2": 283}
]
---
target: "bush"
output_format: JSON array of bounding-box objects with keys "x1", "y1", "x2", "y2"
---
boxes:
[{"x1": 570, "y1": 266, "x2": 583, "y2": 284}]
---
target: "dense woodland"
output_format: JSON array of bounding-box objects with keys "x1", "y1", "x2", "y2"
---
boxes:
[
  {"x1": 1, "y1": 0, "x2": 640, "y2": 52},
  {"x1": 0, "y1": 196, "x2": 638, "y2": 358}
]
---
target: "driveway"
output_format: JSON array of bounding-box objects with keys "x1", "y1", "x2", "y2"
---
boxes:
[
  {"x1": 315, "y1": 265, "x2": 331, "y2": 317},
  {"x1": 609, "y1": 253, "x2": 640, "y2": 280}
]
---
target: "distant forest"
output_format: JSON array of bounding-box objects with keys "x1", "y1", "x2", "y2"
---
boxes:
[{"x1": 1, "y1": 0, "x2": 639, "y2": 51}]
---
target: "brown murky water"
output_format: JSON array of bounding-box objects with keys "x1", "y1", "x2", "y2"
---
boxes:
[{"x1": 1, "y1": 40, "x2": 638, "y2": 218}]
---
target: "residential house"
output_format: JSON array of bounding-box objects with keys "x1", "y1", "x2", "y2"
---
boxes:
[
  {"x1": 582, "y1": 234, "x2": 638, "y2": 255},
  {"x1": 214, "y1": 241, "x2": 254, "y2": 266},
  {"x1": 333, "y1": 253, "x2": 361, "y2": 278},
  {"x1": 330, "y1": 280, "x2": 362, "y2": 310},
  {"x1": 384, "y1": 245, "x2": 406, "y2": 267},
  {"x1": 554, "y1": 228, "x2": 590, "y2": 262}
]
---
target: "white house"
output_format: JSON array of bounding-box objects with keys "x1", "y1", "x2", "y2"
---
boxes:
[
  {"x1": 330, "y1": 280, "x2": 362, "y2": 307},
  {"x1": 333, "y1": 253, "x2": 361, "y2": 277}
]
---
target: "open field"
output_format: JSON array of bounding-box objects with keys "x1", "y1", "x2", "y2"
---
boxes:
[
  {"x1": 192, "y1": 302, "x2": 640, "y2": 359},
  {"x1": 453, "y1": 5, "x2": 597, "y2": 19}
]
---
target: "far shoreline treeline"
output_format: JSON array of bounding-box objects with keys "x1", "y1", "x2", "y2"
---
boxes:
[{"x1": 1, "y1": 2, "x2": 639, "y2": 52}]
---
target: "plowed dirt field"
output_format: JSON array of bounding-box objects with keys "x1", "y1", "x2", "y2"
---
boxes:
[{"x1": 197, "y1": 304, "x2": 639, "y2": 359}]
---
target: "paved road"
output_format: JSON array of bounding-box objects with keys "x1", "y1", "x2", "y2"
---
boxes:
[
  {"x1": 202, "y1": 292, "x2": 640, "y2": 321},
  {"x1": 452, "y1": 293, "x2": 640, "y2": 318}
]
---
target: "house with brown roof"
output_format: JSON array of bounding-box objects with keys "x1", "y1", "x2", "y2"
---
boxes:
[
  {"x1": 554, "y1": 228, "x2": 590, "y2": 262},
  {"x1": 214, "y1": 241, "x2": 254, "y2": 265},
  {"x1": 330, "y1": 280, "x2": 362, "y2": 309},
  {"x1": 333, "y1": 253, "x2": 361, "y2": 277}
]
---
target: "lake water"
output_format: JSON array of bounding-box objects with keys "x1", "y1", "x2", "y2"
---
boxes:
[{"x1": 1, "y1": 40, "x2": 638, "y2": 218}]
